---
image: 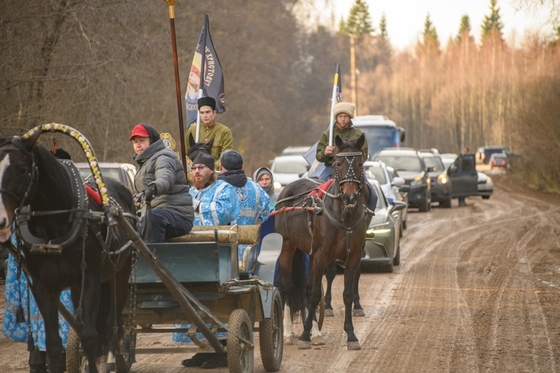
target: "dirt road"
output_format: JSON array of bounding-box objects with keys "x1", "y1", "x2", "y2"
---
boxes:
[{"x1": 2, "y1": 173, "x2": 560, "y2": 372}]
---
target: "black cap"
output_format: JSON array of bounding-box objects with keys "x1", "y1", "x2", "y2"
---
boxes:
[
  {"x1": 192, "y1": 153, "x2": 215, "y2": 170},
  {"x1": 198, "y1": 96, "x2": 216, "y2": 111},
  {"x1": 220, "y1": 150, "x2": 243, "y2": 171}
]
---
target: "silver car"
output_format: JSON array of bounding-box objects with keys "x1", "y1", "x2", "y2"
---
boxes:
[
  {"x1": 364, "y1": 160, "x2": 409, "y2": 234},
  {"x1": 361, "y1": 180, "x2": 406, "y2": 273}
]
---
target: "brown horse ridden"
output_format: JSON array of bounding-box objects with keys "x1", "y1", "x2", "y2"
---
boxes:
[
  {"x1": 275, "y1": 134, "x2": 372, "y2": 350},
  {"x1": 0, "y1": 130, "x2": 135, "y2": 373}
]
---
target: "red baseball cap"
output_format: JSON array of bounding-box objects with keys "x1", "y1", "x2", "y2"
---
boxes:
[{"x1": 129, "y1": 124, "x2": 150, "y2": 141}]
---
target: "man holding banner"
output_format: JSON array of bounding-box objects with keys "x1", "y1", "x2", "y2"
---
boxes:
[
  {"x1": 185, "y1": 96, "x2": 233, "y2": 169},
  {"x1": 184, "y1": 15, "x2": 227, "y2": 160}
]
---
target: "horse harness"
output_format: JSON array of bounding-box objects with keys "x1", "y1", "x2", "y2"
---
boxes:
[
  {"x1": 274, "y1": 151, "x2": 372, "y2": 266},
  {"x1": 0, "y1": 137, "x2": 132, "y2": 256}
]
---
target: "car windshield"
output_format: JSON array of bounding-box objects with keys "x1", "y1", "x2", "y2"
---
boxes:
[
  {"x1": 375, "y1": 155, "x2": 422, "y2": 172},
  {"x1": 422, "y1": 156, "x2": 445, "y2": 172},
  {"x1": 365, "y1": 166, "x2": 387, "y2": 184},
  {"x1": 272, "y1": 158, "x2": 308, "y2": 174}
]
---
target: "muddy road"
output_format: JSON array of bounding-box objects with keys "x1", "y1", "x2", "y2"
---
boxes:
[{"x1": 2, "y1": 173, "x2": 560, "y2": 372}]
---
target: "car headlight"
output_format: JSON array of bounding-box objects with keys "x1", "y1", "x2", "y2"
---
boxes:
[
  {"x1": 273, "y1": 181, "x2": 282, "y2": 190},
  {"x1": 369, "y1": 222, "x2": 391, "y2": 230},
  {"x1": 411, "y1": 175, "x2": 425, "y2": 187},
  {"x1": 437, "y1": 174, "x2": 449, "y2": 184},
  {"x1": 486, "y1": 177, "x2": 493, "y2": 184}
]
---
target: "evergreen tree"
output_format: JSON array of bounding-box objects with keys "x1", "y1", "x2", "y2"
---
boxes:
[
  {"x1": 376, "y1": 14, "x2": 392, "y2": 65},
  {"x1": 419, "y1": 13, "x2": 440, "y2": 54},
  {"x1": 481, "y1": 0, "x2": 504, "y2": 40},
  {"x1": 340, "y1": 0, "x2": 374, "y2": 39},
  {"x1": 457, "y1": 15, "x2": 472, "y2": 42}
]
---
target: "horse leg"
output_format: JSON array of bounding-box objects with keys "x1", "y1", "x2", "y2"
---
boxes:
[
  {"x1": 30, "y1": 284, "x2": 65, "y2": 373},
  {"x1": 79, "y1": 272, "x2": 102, "y2": 373},
  {"x1": 343, "y1": 260, "x2": 361, "y2": 350},
  {"x1": 298, "y1": 258, "x2": 323, "y2": 350},
  {"x1": 278, "y1": 241, "x2": 296, "y2": 344},
  {"x1": 324, "y1": 261, "x2": 336, "y2": 317},
  {"x1": 106, "y1": 257, "x2": 133, "y2": 371},
  {"x1": 353, "y1": 266, "x2": 365, "y2": 317}
]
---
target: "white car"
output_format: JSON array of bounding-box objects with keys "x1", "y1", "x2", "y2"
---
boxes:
[
  {"x1": 364, "y1": 160, "x2": 409, "y2": 235},
  {"x1": 270, "y1": 155, "x2": 310, "y2": 189}
]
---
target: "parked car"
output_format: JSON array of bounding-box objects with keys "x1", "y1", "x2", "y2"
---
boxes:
[
  {"x1": 490, "y1": 153, "x2": 508, "y2": 170},
  {"x1": 477, "y1": 172, "x2": 494, "y2": 199},
  {"x1": 440, "y1": 153, "x2": 492, "y2": 199},
  {"x1": 364, "y1": 160, "x2": 409, "y2": 234},
  {"x1": 387, "y1": 166, "x2": 410, "y2": 229},
  {"x1": 270, "y1": 155, "x2": 310, "y2": 189},
  {"x1": 280, "y1": 146, "x2": 311, "y2": 156},
  {"x1": 419, "y1": 151, "x2": 452, "y2": 208},
  {"x1": 373, "y1": 148, "x2": 432, "y2": 212},
  {"x1": 361, "y1": 180, "x2": 406, "y2": 273},
  {"x1": 475, "y1": 146, "x2": 513, "y2": 164},
  {"x1": 75, "y1": 162, "x2": 137, "y2": 193}
]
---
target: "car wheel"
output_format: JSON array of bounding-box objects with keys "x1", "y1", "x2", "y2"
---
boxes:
[
  {"x1": 440, "y1": 198, "x2": 452, "y2": 208},
  {"x1": 418, "y1": 198, "x2": 430, "y2": 212},
  {"x1": 393, "y1": 243, "x2": 401, "y2": 266},
  {"x1": 482, "y1": 196, "x2": 490, "y2": 200}
]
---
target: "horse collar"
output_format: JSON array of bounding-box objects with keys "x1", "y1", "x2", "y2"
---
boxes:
[{"x1": 16, "y1": 160, "x2": 88, "y2": 255}]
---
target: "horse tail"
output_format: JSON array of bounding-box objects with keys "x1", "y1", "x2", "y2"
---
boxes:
[{"x1": 288, "y1": 249, "x2": 308, "y2": 314}]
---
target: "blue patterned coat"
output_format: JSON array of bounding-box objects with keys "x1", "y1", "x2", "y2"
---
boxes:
[{"x1": 189, "y1": 179, "x2": 241, "y2": 226}]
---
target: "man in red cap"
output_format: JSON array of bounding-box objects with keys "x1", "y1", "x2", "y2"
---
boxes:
[{"x1": 129, "y1": 123, "x2": 193, "y2": 242}]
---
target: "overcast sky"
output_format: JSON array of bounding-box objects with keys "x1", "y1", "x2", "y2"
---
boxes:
[{"x1": 324, "y1": 0, "x2": 550, "y2": 49}]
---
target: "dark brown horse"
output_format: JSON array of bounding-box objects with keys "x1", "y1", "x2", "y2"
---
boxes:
[
  {"x1": 0, "y1": 129, "x2": 135, "y2": 373},
  {"x1": 187, "y1": 133, "x2": 214, "y2": 161},
  {"x1": 275, "y1": 134, "x2": 371, "y2": 350}
]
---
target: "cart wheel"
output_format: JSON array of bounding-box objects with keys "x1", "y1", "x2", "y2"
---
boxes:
[
  {"x1": 115, "y1": 328, "x2": 136, "y2": 373},
  {"x1": 259, "y1": 289, "x2": 283, "y2": 372},
  {"x1": 227, "y1": 309, "x2": 254, "y2": 373},
  {"x1": 66, "y1": 328, "x2": 81, "y2": 373}
]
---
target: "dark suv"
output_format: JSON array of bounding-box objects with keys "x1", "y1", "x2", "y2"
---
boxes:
[
  {"x1": 373, "y1": 148, "x2": 432, "y2": 212},
  {"x1": 475, "y1": 146, "x2": 512, "y2": 165},
  {"x1": 419, "y1": 152, "x2": 452, "y2": 208}
]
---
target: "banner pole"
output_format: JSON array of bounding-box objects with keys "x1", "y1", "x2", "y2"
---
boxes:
[
  {"x1": 163, "y1": 0, "x2": 188, "y2": 175},
  {"x1": 328, "y1": 64, "x2": 340, "y2": 146}
]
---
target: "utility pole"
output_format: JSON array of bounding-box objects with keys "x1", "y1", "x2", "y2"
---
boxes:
[{"x1": 350, "y1": 34, "x2": 357, "y2": 115}]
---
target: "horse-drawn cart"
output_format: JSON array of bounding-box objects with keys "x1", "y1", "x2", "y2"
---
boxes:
[
  {"x1": 67, "y1": 219, "x2": 284, "y2": 373},
  {"x1": 0, "y1": 124, "x2": 283, "y2": 373}
]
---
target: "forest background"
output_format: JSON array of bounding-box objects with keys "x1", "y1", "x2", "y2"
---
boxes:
[{"x1": 1, "y1": 0, "x2": 559, "y2": 192}]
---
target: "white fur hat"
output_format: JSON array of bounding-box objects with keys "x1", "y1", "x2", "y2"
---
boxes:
[{"x1": 333, "y1": 102, "x2": 355, "y2": 119}]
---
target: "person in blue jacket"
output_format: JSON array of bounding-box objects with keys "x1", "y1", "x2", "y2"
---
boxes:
[
  {"x1": 188, "y1": 152, "x2": 241, "y2": 226},
  {"x1": 218, "y1": 151, "x2": 270, "y2": 267}
]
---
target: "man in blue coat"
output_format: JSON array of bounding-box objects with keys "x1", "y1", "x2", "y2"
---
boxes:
[{"x1": 218, "y1": 150, "x2": 270, "y2": 265}]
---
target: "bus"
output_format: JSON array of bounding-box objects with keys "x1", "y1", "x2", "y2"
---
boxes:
[{"x1": 352, "y1": 115, "x2": 405, "y2": 159}]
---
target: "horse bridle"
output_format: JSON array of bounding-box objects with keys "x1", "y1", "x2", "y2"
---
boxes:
[
  {"x1": 332, "y1": 151, "x2": 364, "y2": 190},
  {"x1": 0, "y1": 138, "x2": 38, "y2": 209}
]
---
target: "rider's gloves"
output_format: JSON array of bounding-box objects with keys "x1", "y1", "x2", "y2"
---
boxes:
[{"x1": 144, "y1": 184, "x2": 157, "y2": 202}]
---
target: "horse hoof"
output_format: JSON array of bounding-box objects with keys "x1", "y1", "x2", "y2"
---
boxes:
[
  {"x1": 347, "y1": 341, "x2": 361, "y2": 350},
  {"x1": 353, "y1": 308, "x2": 365, "y2": 317},
  {"x1": 325, "y1": 309, "x2": 335, "y2": 317},
  {"x1": 311, "y1": 335, "x2": 326, "y2": 346},
  {"x1": 298, "y1": 340, "x2": 312, "y2": 349}
]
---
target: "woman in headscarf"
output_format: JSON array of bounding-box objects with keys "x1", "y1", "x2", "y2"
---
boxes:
[{"x1": 253, "y1": 166, "x2": 278, "y2": 209}]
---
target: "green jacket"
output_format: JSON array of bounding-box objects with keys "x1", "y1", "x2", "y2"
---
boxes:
[
  {"x1": 186, "y1": 121, "x2": 233, "y2": 169},
  {"x1": 316, "y1": 124, "x2": 368, "y2": 166}
]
